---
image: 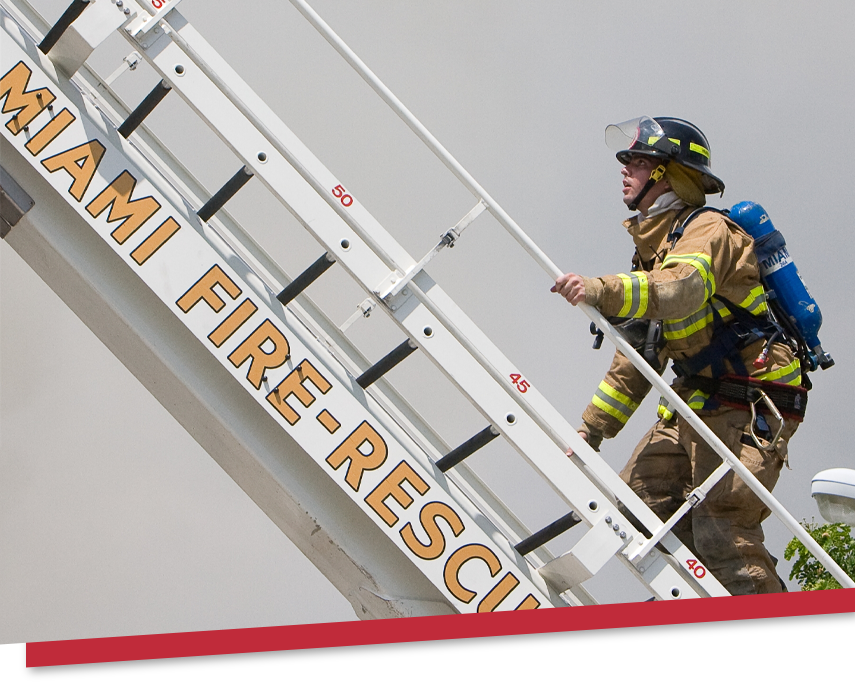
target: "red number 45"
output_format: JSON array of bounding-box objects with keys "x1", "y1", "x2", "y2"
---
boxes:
[{"x1": 510, "y1": 373, "x2": 529, "y2": 393}]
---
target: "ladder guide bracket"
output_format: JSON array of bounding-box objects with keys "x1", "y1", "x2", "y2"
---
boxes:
[
  {"x1": 376, "y1": 200, "x2": 487, "y2": 303},
  {"x1": 539, "y1": 514, "x2": 632, "y2": 592}
]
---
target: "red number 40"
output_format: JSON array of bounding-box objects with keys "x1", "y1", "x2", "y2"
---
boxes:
[
  {"x1": 686, "y1": 559, "x2": 706, "y2": 578},
  {"x1": 332, "y1": 184, "x2": 354, "y2": 207}
]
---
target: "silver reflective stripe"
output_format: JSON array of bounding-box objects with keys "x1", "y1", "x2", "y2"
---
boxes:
[{"x1": 592, "y1": 383, "x2": 638, "y2": 424}]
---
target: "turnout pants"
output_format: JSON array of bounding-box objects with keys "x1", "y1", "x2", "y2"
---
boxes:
[{"x1": 619, "y1": 408, "x2": 797, "y2": 595}]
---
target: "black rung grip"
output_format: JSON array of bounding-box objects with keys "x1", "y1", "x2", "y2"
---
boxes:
[
  {"x1": 514, "y1": 511, "x2": 582, "y2": 556},
  {"x1": 39, "y1": 0, "x2": 90, "y2": 55},
  {"x1": 276, "y1": 253, "x2": 336, "y2": 306},
  {"x1": 356, "y1": 339, "x2": 417, "y2": 389},
  {"x1": 118, "y1": 80, "x2": 172, "y2": 139},
  {"x1": 198, "y1": 166, "x2": 253, "y2": 222},
  {"x1": 436, "y1": 426, "x2": 500, "y2": 473}
]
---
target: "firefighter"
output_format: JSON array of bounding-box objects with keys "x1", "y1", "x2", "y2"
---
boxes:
[{"x1": 552, "y1": 117, "x2": 805, "y2": 594}]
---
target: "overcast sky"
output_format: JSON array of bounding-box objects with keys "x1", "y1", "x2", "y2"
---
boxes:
[{"x1": 3, "y1": 0, "x2": 855, "y2": 646}]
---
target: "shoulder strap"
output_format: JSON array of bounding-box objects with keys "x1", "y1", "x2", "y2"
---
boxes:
[{"x1": 667, "y1": 206, "x2": 724, "y2": 250}]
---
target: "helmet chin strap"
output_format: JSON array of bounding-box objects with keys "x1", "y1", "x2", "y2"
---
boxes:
[{"x1": 628, "y1": 161, "x2": 669, "y2": 212}]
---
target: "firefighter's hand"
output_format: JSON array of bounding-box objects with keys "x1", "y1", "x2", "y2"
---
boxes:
[
  {"x1": 551, "y1": 273, "x2": 586, "y2": 305},
  {"x1": 566, "y1": 431, "x2": 589, "y2": 457}
]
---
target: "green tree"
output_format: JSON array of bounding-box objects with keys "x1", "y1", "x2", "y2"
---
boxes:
[{"x1": 784, "y1": 521, "x2": 855, "y2": 590}]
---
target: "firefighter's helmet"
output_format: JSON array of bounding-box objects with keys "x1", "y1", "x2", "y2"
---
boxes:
[{"x1": 605, "y1": 116, "x2": 725, "y2": 195}]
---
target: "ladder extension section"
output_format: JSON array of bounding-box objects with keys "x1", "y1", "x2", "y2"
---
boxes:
[{"x1": 3, "y1": 0, "x2": 850, "y2": 623}]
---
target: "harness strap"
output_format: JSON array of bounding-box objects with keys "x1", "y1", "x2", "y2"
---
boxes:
[{"x1": 682, "y1": 374, "x2": 807, "y2": 422}]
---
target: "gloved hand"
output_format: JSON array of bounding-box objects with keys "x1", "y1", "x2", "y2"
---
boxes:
[{"x1": 566, "y1": 423, "x2": 604, "y2": 455}]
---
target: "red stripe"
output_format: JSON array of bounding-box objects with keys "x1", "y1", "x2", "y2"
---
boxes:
[{"x1": 26, "y1": 588, "x2": 855, "y2": 667}]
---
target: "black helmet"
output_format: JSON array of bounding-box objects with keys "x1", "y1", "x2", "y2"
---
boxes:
[{"x1": 605, "y1": 116, "x2": 725, "y2": 195}]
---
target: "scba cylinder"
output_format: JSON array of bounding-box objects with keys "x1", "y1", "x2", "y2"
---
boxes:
[{"x1": 728, "y1": 201, "x2": 833, "y2": 370}]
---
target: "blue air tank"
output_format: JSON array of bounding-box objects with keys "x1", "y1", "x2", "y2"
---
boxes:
[{"x1": 728, "y1": 201, "x2": 833, "y2": 370}]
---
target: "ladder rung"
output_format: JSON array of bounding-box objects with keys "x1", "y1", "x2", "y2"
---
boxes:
[
  {"x1": 356, "y1": 339, "x2": 417, "y2": 389},
  {"x1": 197, "y1": 166, "x2": 253, "y2": 222},
  {"x1": 118, "y1": 80, "x2": 172, "y2": 139},
  {"x1": 276, "y1": 252, "x2": 336, "y2": 306},
  {"x1": 38, "y1": 0, "x2": 90, "y2": 55},
  {"x1": 514, "y1": 511, "x2": 582, "y2": 556},
  {"x1": 435, "y1": 425, "x2": 499, "y2": 473}
]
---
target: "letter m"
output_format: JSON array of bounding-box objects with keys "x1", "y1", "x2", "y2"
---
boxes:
[
  {"x1": 85, "y1": 171, "x2": 161, "y2": 244},
  {"x1": 1, "y1": 62, "x2": 55, "y2": 135}
]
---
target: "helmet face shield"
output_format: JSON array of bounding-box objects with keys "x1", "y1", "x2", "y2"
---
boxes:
[
  {"x1": 605, "y1": 115, "x2": 725, "y2": 195},
  {"x1": 605, "y1": 116, "x2": 671, "y2": 161}
]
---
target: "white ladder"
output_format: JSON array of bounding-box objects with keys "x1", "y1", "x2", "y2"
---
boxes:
[{"x1": 2, "y1": 0, "x2": 849, "y2": 622}]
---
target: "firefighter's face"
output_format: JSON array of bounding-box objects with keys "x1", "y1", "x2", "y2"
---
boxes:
[{"x1": 621, "y1": 154, "x2": 671, "y2": 213}]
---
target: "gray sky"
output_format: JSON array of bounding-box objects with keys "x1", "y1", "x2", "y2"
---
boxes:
[{"x1": 3, "y1": 0, "x2": 855, "y2": 644}]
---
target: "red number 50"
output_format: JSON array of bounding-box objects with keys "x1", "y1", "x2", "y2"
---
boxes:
[{"x1": 332, "y1": 184, "x2": 354, "y2": 207}]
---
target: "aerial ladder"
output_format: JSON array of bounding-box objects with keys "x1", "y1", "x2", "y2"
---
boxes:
[{"x1": 2, "y1": 0, "x2": 851, "y2": 622}]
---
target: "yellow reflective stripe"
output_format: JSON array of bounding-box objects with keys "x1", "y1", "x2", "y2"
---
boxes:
[
  {"x1": 758, "y1": 359, "x2": 802, "y2": 386},
  {"x1": 592, "y1": 381, "x2": 639, "y2": 424},
  {"x1": 737, "y1": 285, "x2": 769, "y2": 316},
  {"x1": 663, "y1": 303, "x2": 713, "y2": 340},
  {"x1": 689, "y1": 141, "x2": 711, "y2": 159},
  {"x1": 663, "y1": 299, "x2": 730, "y2": 341},
  {"x1": 661, "y1": 252, "x2": 715, "y2": 300},
  {"x1": 645, "y1": 137, "x2": 709, "y2": 159},
  {"x1": 616, "y1": 272, "x2": 649, "y2": 318},
  {"x1": 657, "y1": 396, "x2": 675, "y2": 420},
  {"x1": 647, "y1": 136, "x2": 680, "y2": 145},
  {"x1": 687, "y1": 389, "x2": 711, "y2": 410}
]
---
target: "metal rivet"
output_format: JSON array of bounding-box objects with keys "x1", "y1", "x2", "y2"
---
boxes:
[
  {"x1": 605, "y1": 516, "x2": 612, "y2": 524},
  {"x1": 620, "y1": 531, "x2": 627, "y2": 539},
  {"x1": 613, "y1": 524, "x2": 620, "y2": 532}
]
